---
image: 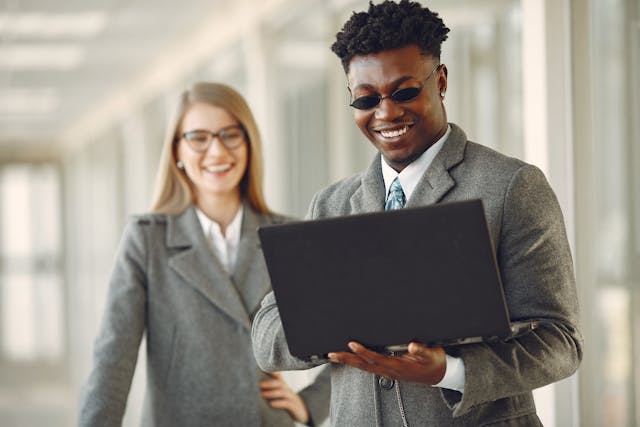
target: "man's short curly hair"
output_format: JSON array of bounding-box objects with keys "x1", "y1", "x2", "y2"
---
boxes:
[{"x1": 331, "y1": 0, "x2": 450, "y2": 72}]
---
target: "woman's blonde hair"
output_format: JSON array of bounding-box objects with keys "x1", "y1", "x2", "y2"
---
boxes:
[{"x1": 150, "y1": 82, "x2": 270, "y2": 215}]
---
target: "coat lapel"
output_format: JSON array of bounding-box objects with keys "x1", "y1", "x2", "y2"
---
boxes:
[
  {"x1": 349, "y1": 154, "x2": 386, "y2": 213},
  {"x1": 166, "y1": 206, "x2": 251, "y2": 330},
  {"x1": 231, "y1": 202, "x2": 271, "y2": 319},
  {"x1": 406, "y1": 123, "x2": 467, "y2": 207}
]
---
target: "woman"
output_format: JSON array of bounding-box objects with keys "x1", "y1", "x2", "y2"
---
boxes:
[{"x1": 79, "y1": 82, "x2": 329, "y2": 427}]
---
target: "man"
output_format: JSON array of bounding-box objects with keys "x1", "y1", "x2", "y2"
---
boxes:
[{"x1": 252, "y1": 1, "x2": 583, "y2": 425}]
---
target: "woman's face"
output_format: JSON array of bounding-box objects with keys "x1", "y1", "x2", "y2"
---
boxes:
[{"x1": 176, "y1": 102, "x2": 248, "y2": 202}]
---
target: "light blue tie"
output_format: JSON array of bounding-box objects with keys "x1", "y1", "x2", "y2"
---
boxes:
[{"x1": 385, "y1": 177, "x2": 406, "y2": 210}]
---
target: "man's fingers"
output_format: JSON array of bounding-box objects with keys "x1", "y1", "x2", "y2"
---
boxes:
[
  {"x1": 408, "y1": 342, "x2": 444, "y2": 362},
  {"x1": 407, "y1": 342, "x2": 431, "y2": 357},
  {"x1": 347, "y1": 341, "x2": 386, "y2": 364},
  {"x1": 328, "y1": 351, "x2": 366, "y2": 366},
  {"x1": 329, "y1": 349, "x2": 398, "y2": 378},
  {"x1": 329, "y1": 351, "x2": 376, "y2": 370}
]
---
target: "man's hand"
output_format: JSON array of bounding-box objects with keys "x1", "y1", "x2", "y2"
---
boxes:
[
  {"x1": 327, "y1": 341, "x2": 447, "y2": 384},
  {"x1": 259, "y1": 371, "x2": 310, "y2": 424}
]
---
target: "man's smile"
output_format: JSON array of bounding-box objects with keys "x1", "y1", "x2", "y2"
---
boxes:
[{"x1": 372, "y1": 123, "x2": 414, "y2": 140}]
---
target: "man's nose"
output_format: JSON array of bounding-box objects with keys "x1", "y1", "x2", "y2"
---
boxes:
[{"x1": 374, "y1": 97, "x2": 404, "y2": 121}]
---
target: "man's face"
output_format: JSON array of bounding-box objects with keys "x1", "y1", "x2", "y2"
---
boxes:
[{"x1": 347, "y1": 45, "x2": 448, "y2": 172}]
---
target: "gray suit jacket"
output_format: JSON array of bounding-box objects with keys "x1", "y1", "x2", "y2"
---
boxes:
[
  {"x1": 79, "y1": 201, "x2": 330, "y2": 427},
  {"x1": 252, "y1": 123, "x2": 583, "y2": 426}
]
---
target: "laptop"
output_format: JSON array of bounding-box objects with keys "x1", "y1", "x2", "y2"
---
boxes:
[{"x1": 257, "y1": 199, "x2": 538, "y2": 361}]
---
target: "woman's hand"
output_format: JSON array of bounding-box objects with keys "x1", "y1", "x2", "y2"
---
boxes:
[{"x1": 260, "y1": 371, "x2": 310, "y2": 424}]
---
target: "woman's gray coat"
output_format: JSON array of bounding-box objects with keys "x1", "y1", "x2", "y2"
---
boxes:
[{"x1": 79, "y1": 202, "x2": 330, "y2": 427}]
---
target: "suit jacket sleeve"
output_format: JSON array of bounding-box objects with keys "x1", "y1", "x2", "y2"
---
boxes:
[
  {"x1": 78, "y1": 219, "x2": 148, "y2": 427},
  {"x1": 252, "y1": 193, "x2": 328, "y2": 373},
  {"x1": 444, "y1": 164, "x2": 583, "y2": 416},
  {"x1": 251, "y1": 291, "x2": 326, "y2": 372}
]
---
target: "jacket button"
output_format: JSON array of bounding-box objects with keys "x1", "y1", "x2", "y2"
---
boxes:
[{"x1": 379, "y1": 376, "x2": 395, "y2": 390}]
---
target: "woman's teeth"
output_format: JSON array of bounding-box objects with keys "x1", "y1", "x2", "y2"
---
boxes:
[
  {"x1": 205, "y1": 164, "x2": 231, "y2": 173},
  {"x1": 380, "y1": 126, "x2": 409, "y2": 138}
]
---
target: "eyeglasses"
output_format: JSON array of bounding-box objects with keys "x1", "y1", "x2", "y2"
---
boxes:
[
  {"x1": 181, "y1": 124, "x2": 246, "y2": 152},
  {"x1": 349, "y1": 64, "x2": 441, "y2": 110}
]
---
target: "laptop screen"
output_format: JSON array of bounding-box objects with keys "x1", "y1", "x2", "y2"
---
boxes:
[{"x1": 258, "y1": 199, "x2": 513, "y2": 360}]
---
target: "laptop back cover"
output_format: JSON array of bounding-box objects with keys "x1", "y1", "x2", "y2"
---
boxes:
[{"x1": 258, "y1": 199, "x2": 512, "y2": 360}]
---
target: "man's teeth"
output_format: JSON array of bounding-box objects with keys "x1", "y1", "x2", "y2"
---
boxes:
[
  {"x1": 205, "y1": 164, "x2": 231, "y2": 173},
  {"x1": 380, "y1": 126, "x2": 409, "y2": 138}
]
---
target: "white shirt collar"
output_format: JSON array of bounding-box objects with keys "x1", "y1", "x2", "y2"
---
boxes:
[
  {"x1": 195, "y1": 204, "x2": 243, "y2": 238},
  {"x1": 381, "y1": 124, "x2": 451, "y2": 201},
  {"x1": 195, "y1": 205, "x2": 243, "y2": 273}
]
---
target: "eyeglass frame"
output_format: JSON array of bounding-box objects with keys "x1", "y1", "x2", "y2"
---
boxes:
[
  {"x1": 179, "y1": 124, "x2": 247, "y2": 152},
  {"x1": 348, "y1": 63, "x2": 442, "y2": 110}
]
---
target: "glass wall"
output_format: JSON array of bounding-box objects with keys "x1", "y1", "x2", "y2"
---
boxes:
[
  {"x1": 0, "y1": 164, "x2": 63, "y2": 362},
  {"x1": 585, "y1": 0, "x2": 640, "y2": 425},
  {"x1": 439, "y1": 0, "x2": 523, "y2": 157},
  {"x1": 0, "y1": 163, "x2": 68, "y2": 426},
  {"x1": 268, "y1": 2, "x2": 332, "y2": 217}
]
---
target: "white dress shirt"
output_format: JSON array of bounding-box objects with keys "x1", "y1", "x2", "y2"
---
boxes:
[
  {"x1": 195, "y1": 205, "x2": 243, "y2": 275},
  {"x1": 380, "y1": 125, "x2": 466, "y2": 393}
]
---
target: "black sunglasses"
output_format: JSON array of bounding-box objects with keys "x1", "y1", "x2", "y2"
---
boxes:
[{"x1": 349, "y1": 64, "x2": 441, "y2": 110}]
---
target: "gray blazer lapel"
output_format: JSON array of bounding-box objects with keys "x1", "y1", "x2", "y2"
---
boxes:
[
  {"x1": 232, "y1": 202, "x2": 271, "y2": 318},
  {"x1": 407, "y1": 123, "x2": 467, "y2": 207},
  {"x1": 167, "y1": 206, "x2": 250, "y2": 329},
  {"x1": 349, "y1": 154, "x2": 386, "y2": 213}
]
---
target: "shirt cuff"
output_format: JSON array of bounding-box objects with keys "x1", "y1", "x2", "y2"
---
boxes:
[{"x1": 433, "y1": 354, "x2": 466, "y2": 393}]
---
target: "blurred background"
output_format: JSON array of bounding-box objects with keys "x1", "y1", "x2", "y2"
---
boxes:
[{"x1": 0, "y1": 0, "x2": 638, "y2": 425}]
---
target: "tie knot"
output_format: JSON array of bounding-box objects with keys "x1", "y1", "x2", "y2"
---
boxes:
[{"x1": 385, "y1": 177, "x2": 406, "y2": 210}]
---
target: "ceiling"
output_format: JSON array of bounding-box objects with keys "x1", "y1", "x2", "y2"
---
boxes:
[
  {"x1": 0, "y1": 0, "x2": 228, "y2": 155},
  {"x1": 0, "y1": 0, "x2": 514, "y2": 158}
]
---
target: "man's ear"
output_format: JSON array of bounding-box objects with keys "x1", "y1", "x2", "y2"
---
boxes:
[{"x1": 438, "y1": 64, "x2": 448, "y2": 96}]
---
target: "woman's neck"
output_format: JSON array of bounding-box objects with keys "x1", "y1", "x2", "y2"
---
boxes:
[{"x1": 196, "y1": 191, "x2": 242, "y2": 236}]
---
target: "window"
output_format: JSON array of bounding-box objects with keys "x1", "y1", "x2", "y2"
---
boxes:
[
  {"x1": 0, "y1": 164, "x2": 64, "y2": 365},
  {"x1": 587, "y1": 0, "x2": 640, "y2": 425}
]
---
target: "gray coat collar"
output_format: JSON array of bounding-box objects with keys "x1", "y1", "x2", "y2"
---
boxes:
[
  {"x1": 165, "y1": 201, "x2": 267, "y2": 330},
  {"x1": 232, "y1": 201, "x2": 271, "y2": 320},
  {"x1": 407, "y1": 123, "x2": 467, "y2": 207},
  {"x1": 349, "y1": 156, "x2": 386, "y2": 213},
  {"x1": 350, "y1": 123, "x2": 467, "y2": 211}
]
